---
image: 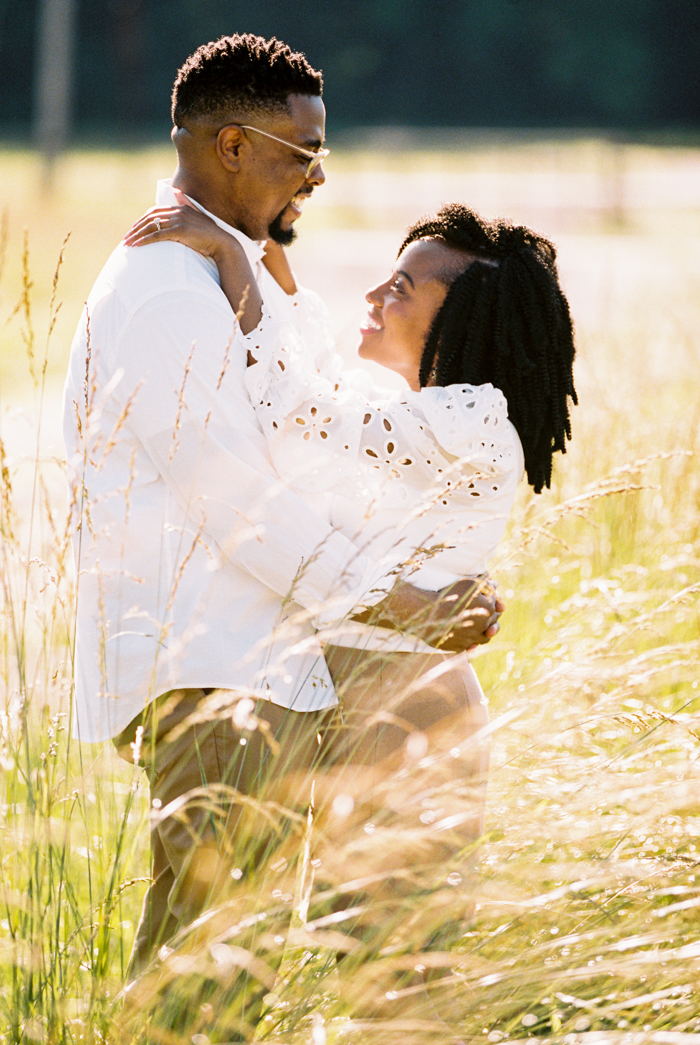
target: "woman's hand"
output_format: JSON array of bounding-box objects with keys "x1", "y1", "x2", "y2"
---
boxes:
[
  {"x1": 124, "y1": 197, "x2": 234, "y2": 264},
  {"x1": 124, "y1": 193, "x2": 263, "y2": 334}
]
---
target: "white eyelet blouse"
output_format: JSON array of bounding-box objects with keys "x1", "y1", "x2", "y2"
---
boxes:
[{"x1": 244, "y1": 299, "x2": 525, "y2": 653}]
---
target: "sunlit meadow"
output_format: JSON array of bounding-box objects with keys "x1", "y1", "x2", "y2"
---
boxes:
[{"x1": 1, "y1": 136, "x2": 699, "y2": 1043}]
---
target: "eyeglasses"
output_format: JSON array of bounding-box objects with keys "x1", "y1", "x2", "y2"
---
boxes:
[{"x1": 239, "y1": 124, "x2": 330, "y2": 178}]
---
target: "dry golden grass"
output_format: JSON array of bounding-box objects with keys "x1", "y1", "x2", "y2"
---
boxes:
[{"x1": 0, "y1": 139, "x2": 699, "y2": 1043}]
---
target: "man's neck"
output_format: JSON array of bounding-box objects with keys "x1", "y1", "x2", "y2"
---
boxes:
[{"x1": 171, "y1": 167, "x2": 243, "y2": 233}]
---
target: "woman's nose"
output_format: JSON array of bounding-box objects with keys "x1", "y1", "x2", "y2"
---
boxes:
[{"x1": 365, "y1": 280, "x2": 387, "y2": 306}]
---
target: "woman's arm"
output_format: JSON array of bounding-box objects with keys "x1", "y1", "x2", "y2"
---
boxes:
[
  {"x1": 261, "y1": 240, "x2": 297, "y2": 295},
  {"x1": 245, "y1": 323, "x2": 515, "y2": 500},
  {"x1": 123, "y1": 203, "x2": 263, "y2": 334}
]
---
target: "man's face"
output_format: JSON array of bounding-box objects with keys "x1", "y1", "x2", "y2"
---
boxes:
[{"x1": 234, "y1": 93, "x2": 327, "y2": 244}]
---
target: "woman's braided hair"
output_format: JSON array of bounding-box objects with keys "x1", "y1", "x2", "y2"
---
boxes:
[{"x1": 400, "y1": 204, "x2": 577, "y2": 494}]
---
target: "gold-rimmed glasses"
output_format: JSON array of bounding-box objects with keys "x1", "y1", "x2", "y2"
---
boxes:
[{"x1": 238, "y1": 124, "x2": 330, "y2": 178}]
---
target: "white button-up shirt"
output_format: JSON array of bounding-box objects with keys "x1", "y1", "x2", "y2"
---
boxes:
[{"x1": 63, "y1": 180, "x2": 388, "y2": 743}]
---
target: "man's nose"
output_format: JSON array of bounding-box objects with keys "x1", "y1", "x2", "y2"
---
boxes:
[{"x1": 307, "y1": 159, "x2": 326, "y2": 187}]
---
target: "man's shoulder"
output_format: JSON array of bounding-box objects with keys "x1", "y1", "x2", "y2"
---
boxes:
[{"x1": 90, "y1": 240, "x2": 226, "y2": 315}]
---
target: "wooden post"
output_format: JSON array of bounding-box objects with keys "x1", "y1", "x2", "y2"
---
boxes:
[{"x1": 34, "y1": 0, "x2": 77, "y2": 190}]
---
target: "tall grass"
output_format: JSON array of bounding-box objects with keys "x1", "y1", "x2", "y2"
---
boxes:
[{"x1": 0, "y1": 142, "x2": 699, "y2": 1044}]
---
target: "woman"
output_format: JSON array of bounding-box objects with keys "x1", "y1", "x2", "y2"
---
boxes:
[{"x1": 124, "y1": 200, "x2": 576, "y2": 916}]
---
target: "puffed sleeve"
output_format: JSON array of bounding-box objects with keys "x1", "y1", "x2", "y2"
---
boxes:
[{"x1": 244, "y1": 312, "x2": 517, "y2": 506}]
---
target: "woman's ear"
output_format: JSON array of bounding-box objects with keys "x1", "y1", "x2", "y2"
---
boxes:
[{"x1": 216, "y1": 125, "x2": 245, "y2": 173}]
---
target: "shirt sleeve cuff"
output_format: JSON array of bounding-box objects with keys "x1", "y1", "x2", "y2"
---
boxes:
[{"x1": 310, "y1": 559, "x2": 395, "y2": 629}]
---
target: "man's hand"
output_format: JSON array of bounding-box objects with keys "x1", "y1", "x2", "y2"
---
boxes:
[{"x1": 352, "y1": 577, "x2": 505, "y2": 654}]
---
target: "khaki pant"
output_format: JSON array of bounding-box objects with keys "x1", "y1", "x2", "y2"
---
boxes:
[
  {"x1": 114, "y1": 689, "x2": 335, "y2": 975},
  {"x1": 114, "y1": 651, "x2": 489, "y2": 977},
  {"x1": 326, "y1": 646, "x2": 488, "y2": 763},
  {"x1": 321, "y1": 644, "x2": 489, "y2": 858},
  {"x1": 318, "y1": 647, "x2": 491, "y2": 1018}
]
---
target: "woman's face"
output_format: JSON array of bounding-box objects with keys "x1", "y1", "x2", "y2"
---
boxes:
[{"x1": 358, "y1": 237, "x2": 469, "y2": 390}]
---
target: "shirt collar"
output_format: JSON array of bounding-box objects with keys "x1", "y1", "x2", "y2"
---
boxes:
[{"x1": 155, "y1": 178, "x2": 266, "y2": 268}]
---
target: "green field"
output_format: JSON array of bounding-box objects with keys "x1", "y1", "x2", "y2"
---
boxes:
[{"x1": 1, "y1": 140, "x2": 699, "y2": 1043}]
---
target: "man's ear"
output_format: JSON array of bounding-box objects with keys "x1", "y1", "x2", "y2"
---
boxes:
[{"x1": 216, "y1": 125, "x2": 245, "y2": 172}]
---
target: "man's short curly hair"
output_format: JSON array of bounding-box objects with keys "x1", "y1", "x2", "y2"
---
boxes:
[{"x1": 172, "y1": 33, "x2": 323, "y2": 127}]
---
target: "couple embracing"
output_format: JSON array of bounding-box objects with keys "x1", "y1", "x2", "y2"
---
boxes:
[{"x1": 63, "y1": 33, "x2": 576, "y2": 983}]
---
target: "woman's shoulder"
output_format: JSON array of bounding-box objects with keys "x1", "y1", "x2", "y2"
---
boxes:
[
  {"x1": 396, "y1": 382, "x2": 512, "y2": 454},
  {"x1": 408, "y1": 381, "x2": 507, "y2": 411}
]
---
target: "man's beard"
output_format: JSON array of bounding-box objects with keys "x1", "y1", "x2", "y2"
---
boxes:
[{"x1": 268, "y1": 211, "x2": 298, "y2": 246}]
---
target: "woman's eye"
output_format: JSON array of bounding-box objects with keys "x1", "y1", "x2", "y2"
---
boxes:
[{"x1": 390, "y1": 278, "x2": 404, "y2": 293}]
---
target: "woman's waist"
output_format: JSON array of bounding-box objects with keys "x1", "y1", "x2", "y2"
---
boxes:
[{"x1": 320, "y1": 622, "x2": 443, "y2": 655}]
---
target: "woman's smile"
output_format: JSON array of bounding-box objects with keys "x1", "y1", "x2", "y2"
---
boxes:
[
  {"x1": 359, "y1": 311, "x2": 383, "y2": 336},
  {"x1": 358, "y1": 238, "x2": 469, "y2": 390}
]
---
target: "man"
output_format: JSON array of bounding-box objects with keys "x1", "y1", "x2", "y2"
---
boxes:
[{"x1": 63, "y1": 33, "x2": 500, "y2": 973}]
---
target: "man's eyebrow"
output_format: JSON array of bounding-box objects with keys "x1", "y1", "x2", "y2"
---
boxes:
[
  {"x1": 396, "y1": 268, "x2": 415, "y2": 288},
  {"x1": 301, "y1": 137, "x2": 324, "y2": 150}
]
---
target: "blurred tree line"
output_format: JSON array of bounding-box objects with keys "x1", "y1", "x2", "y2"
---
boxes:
[{"x1": 1, "y1": 0, "x2": 698, "y2": 138}]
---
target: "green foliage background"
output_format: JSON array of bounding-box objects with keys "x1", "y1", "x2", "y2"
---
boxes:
[{"x1": 1, "y1": 0, "x2": 699, "y2": 136}]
